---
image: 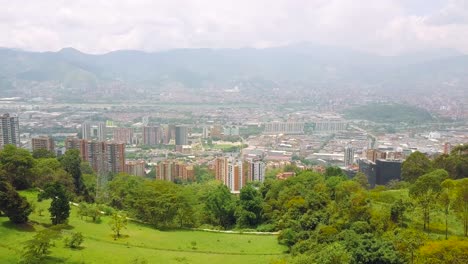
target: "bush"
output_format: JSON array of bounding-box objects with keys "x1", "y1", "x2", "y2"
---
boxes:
[{"x1": 64, "y1": 232, "x2": 84, "y2": 248}]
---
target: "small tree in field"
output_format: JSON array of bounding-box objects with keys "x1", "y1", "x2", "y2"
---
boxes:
[
  {"x1": 109, "y1": 212, "x2": 127, "y2": 239},
  {"x1": 21, "y1": 227, "x2": 62, "y2": 263},
  {"x1": 64, "y1": 232, "x2": 84, "y2": 249}
]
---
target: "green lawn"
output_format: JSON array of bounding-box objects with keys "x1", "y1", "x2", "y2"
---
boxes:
[{"x1": 0, "y1": 190, "x2": 286, "y2": 264}]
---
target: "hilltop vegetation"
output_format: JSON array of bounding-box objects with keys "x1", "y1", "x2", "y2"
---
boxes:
[
  {"x1": 1, "y1": 144, "x2": 468, "y2": 263},
  {"x1": 344, "y1": 103, "x2": 434, "y2": 124}
]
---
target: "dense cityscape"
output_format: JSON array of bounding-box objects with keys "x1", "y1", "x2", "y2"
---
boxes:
[{"x1": 1, "y1": 1, "x2": 468, "y2": 264}]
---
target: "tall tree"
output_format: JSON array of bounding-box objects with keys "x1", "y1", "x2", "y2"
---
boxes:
[
  {"x1": 0, "y1": 179, "x2": 32, "y2": 224},
  {"x1": 204, "y1": 184, "x2": 236, "y2": 229},
  {"x1": 60, "y1": 149, "x2": 85, "y2": 195},
  {"x1": 439, "y1": 179, "x2": 455, "y2": 239},
  {"x1": 109, "y1": 211, "x2": 128, "y2": 239},
  {"x1": 453, "y1": 178, "x2": 468, "y2": 237},
  {"x1": 38, "y1": 182, "x2": 71, "y2": 225},
  {"x1": 0, "y1": 144, "x2": 35, "y2": 189},
  {"x1": 409, "y1": 169, "x2": 447, "y2": 231},
  {"x1": 401, "y1": 151, "x2": 432, "y2": 183},
  {"x1": 235, "y1": 184, "x2": 263, "y2": 228}
]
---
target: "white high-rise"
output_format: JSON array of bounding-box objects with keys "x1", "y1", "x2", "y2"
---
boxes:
[{"x1": 0, "y1": 113, "x2": 20, "y2": 149}]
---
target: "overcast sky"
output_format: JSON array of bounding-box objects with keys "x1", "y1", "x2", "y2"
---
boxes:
[{"x1": 1, "y1": 0, "x2": 467, "y2": 55}]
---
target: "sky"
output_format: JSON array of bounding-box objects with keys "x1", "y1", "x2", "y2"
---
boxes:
[{"x1": 1, "y1": 0, "x2": 467, "y2": 55}]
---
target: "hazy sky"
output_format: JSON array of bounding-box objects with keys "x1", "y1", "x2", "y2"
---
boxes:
[{"x1": 1, "y1": 0, "x2": 467, "y2": 55}]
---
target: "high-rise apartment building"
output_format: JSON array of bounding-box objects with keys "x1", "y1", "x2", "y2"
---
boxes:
[
  {"x1": 175, "y1": 125, "x2": 188, "y2": 146},
  {"x1": 344, "y1": 145, "x2": 355, "y2": 167},
  {"x1": 143, "y1": 126, "x2": 162, "y2": 146},
  {"x1": 105, "y1": 142, "x2": 126, "y2": 174},
  {"x1": 0, "y1": 113, "x2": 20, "y2": 149},
  {"x1": 215, "y1": 157, "x2": 250, "y2": 193},
  {"x1": 246, "y1": 160, "x2": 266, "y2": 182},
  {"x1": 113, "y1": 128, "x2": 134, "y2": 144},
  {"x1": 155, "y1": 160, "x2": 194, "y2": 182},
  {"x1": 125, "y1": 160, "x2": 146, "y2": 177},
  {"x1": 31, "y1": 136, "x2": 55, "y2": 152},
  {"x1": 82, "y1": 121, "x2": 106, "y2": 141},
  {"x1": 65, "y1": 138, "x2": 125, "y2": 174}
]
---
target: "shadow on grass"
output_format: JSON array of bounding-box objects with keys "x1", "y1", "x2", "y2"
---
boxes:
[
  {"x1": 1, "y1": 221, "x2": 36, "y2": 232},
  {"x1": 43, "y1": 256, "x2": 70, "y2": 263}
]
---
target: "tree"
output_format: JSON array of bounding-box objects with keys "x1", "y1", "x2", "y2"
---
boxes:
[
  {"x1": 453, "y1": 178, "x2": 468, "y2": 237},
  {"x1": 401, "y1": 151, "x2": 432, "y2": 183},
  {"x1": 204, "y1": 184, "x2": 236, "y2": 229},
  {"x1": 235, "y1": 184, "x2": 263, "y2": 228},
  {"x1": 0, "y1": 144, "x2": 35, "y2": 189},
  {"x1": 440, "y1": 179, "x2": 455, "y2": 239},
  {"x1": 409, "y1": 169, "x2": 447, "y2": 231},
  {"x1": 21, "y1": 227, "x2": 62, "y2": 263},
  {"x1": 314, "y1": 242, "x2": 352, "y2": 264},
  {"x1": 64, "y1": 232, "x2": 84, "y2": 248},
  {"x1": 353, "y1": 172, "x2": 370, "y2": 189},
  {"x1": 416, "y1": 239, "x2": 468, "y2": 264},
  {"x1": 31, "y1": 158, "x2": 74, "y2": 194},
  {"x1": 391, "y1": 228, "x2": 427, "y2": 264},
  {"x1": 390, "y1": 199, "x2": 407, "y2": 226},
  {"x1": 0, "y1": 179, "x2": 32, "y2": 224},
  {"x1": 109, "y1": 211, "x2": 127, "y2": 239},
  {"x1": 60, "y1": 149, "x2": 85, "y2": 195},
  {"x1": 38, "y1": 182, "x2": 70, "y2": 225},
  {"x1": 78, "y1": 203, "x2": 101, "y2": 222},
  {"x1": 32, "y1": 148, "x2": 56, "y2": 159}
]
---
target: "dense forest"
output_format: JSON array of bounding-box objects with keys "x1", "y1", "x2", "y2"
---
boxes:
[{"x1": 1, "y1": 144, "x2": 467, "y2": 263}]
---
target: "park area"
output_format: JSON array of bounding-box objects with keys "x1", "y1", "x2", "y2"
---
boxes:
[{"x1": 0, "y1": 190, "x2": 286, "y2": 264}]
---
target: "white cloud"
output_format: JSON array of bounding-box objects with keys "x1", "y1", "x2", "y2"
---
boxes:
[{"x1": 0, "y1": 0, "x2": 467, "y2": 54}]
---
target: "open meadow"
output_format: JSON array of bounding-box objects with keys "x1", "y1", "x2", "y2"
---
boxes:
[{"x1": 0, "y1": 190, "x2": 286, "y2": 264}]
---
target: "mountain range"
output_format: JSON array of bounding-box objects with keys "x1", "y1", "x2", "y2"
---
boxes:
[{"x1": 1, "y1": 43, "x2": 467, "y2": 97}]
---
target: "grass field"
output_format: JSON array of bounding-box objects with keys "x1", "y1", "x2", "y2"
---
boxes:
[
  {"x1": 0, "y1": 190, "x2": 286, "y2": 264},
  {"x1": 370, "y1": 188, "x2": 465, "y2": 238}
]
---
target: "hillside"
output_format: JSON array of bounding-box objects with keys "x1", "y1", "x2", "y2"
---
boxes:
[{"x1": 0, "y1": 45, "x2": 467, "y2": 97}]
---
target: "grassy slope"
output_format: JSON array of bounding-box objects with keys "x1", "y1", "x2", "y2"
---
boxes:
[
  {"x1": 0, "y1": 190, "x2": 286, "y2": 264},
  {"x1": 370, "y1": 188, "x2": 465, "y2": 238}
]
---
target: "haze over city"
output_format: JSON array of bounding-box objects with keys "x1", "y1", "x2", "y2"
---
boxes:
[
  {"x1": 0, "y1": 1, "x2": 467, "y2": 264},
  {"x1": 2, "y1": 0, "x2": 468, "y2": 54}
]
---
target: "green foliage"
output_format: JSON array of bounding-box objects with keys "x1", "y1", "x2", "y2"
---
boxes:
[
  {"x1": 344, "y1": 103, "x2": 433, "y2": 124},
  {"x1": 353, "y1": 172, "x2": 370, "y2": 189},
  {"x1": 194, "y1": 165, "x2": 215, "y2": 183},
  {"x1": 433, "y1": 148, "x2": 468, "y2": 180},
  {"x1": 235, "y1": 184, "x2": 263, "y2": 228},
  {"x1": 78, "y1": 203, "x2": 102, "y2": 222},
  {"x1": 0, "y1": 179, "x2": 32, "y2": 223},
  {"x1": 109, "y1": 211, "x2": 128, "y2": 239},
  {"x1": 64, "y1": 232, "x2": 84, "y2": 248},
  {"x1": 402, "y1": 151, "x2": 433, "y2": 183},
  {"x1": 416, "y1": 238, "x2": 468, "y2": 264},
  {"x1": 204, "y1": 184, "x2": 236, "y2": 229},
  {"x1": 453, "y1": 178, "x2": 468, "y2": 236},
  {"x1": 409, "y1": 170, "x2": 447, "y2": 231},
  {"x1": 313, "y1": 242, "x2": 352, "y2": 264},
  {"x1": 32, "y1": 148, "x2": 56, "y2": 159},
  {"x1": 59, "y1": 149, "x2": 85, "y2": 196},
  {"x1": 21, "y1": 227, "x2": 62, "y2": 264},
  {"x1": 390, "y1": 199, "x2": 407, "y2": 226},
  {"x1": 0, "y1": 144, "x2": 35, "y2": 189},
  {"x1": 38, "y1": 182, "x2": 71, "y2": 225}
]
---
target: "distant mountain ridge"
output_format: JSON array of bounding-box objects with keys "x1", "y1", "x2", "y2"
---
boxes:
[{"x1": 0, "y1": 44, "x2": 467, "y2": 96}]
